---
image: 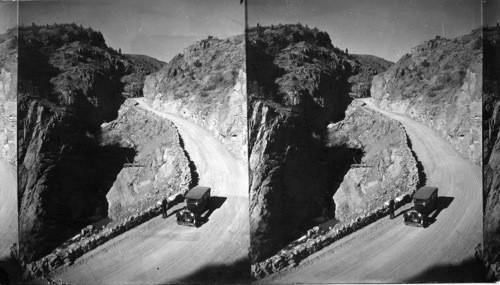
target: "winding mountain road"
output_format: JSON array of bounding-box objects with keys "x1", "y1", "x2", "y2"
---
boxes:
[
  {"x1": 260, "y1": 98, "x2": 482, "y2": 283},
  {"x1": 55, "y1": 98, "x2": 249, "y2": 284}
]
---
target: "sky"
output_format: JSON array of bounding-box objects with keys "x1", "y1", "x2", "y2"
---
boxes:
[
  {"x1": 484, "y1": 0, "x2": 500, "y2": 26},
  {"x1": 248, "y1": 0, "x2": 482, "y2": 62},
  {"x1": 0, "y1": 2, "x2": 17, "y2": 34},
  {"x1": 18, "y1": 0, "x2": 244, "y2": 62}
]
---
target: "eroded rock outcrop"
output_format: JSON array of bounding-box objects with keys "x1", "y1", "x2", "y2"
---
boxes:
[
  {"x1": 371, "y1": 29, "x2": 482, "y2": 164},
  {"x1": 102, "y1": 100, "x2": 192, "y2": 220},
  {"x1": 247, "y1": 24, "x2": 393, "y2": 263},
  {"x1": 0, "y1": 28, "x2": 17, "y2": 164},
  {"x1": 329, "y1": 101, "x2": 419, "y2": 221},
  {"x1": 143, "y1": 35, "x2": 247, "y2": 158}
]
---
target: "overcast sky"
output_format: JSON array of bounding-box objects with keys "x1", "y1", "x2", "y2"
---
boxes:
[
  {"x1": 19, "y1": 0, "x2": 244, "y2": 62},
  {"x1": 249, "y1": 0, "x2": 482, "y2": 62},
  {"x1": 0, "y1": 2, "x2": 17, "y2": 34}
]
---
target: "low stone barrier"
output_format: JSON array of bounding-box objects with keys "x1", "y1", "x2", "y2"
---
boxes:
[
  {"x1": 19, "y1": 194, "x2": 184, "y2": 279},
  {"x1": 475, "y1": 243, "x2": 500, "y2": 282},
  {"x1": 251, "y1": 193, "x2": 413, "y2": 279}
]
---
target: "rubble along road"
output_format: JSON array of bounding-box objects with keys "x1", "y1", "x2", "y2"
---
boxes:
[
  {"x1": 55, "y1": 97, "x2": 249, "y2": 284},
  {"x1": 260, "y1": 98, "x2": 482, "y2": 283}
]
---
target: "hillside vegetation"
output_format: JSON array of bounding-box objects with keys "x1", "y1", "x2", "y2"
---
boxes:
[
  {"x1": 143, "y1": 35, "x2": 247, "y2": 158},
  {"x1": 371, "y1": 29, "x2": 482, "y2": 164}
]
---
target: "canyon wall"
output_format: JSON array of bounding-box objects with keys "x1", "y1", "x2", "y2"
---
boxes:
[{"x1": 17, "y1": 24, "x2": 164, "y2": 263}]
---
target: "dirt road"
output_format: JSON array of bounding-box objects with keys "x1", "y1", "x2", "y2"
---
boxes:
[
  {"x1": 55, "y1": 98, "x2": 249, "y2": 284},
  {"x1": 261, "y1": 98, "x2": 482, "y2": 283},
  {"x1": 0, "y1": 160, "x2": 17, "y2": 259}
]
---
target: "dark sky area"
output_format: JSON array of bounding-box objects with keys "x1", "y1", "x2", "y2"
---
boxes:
[
  {"x1": 18, "y1": 0, "x2": 244, "y2": 62},
  {"x1": 484, "y1": 0, "x2": 500, "y2": 26},
  {"x1": 248, "y1": 0, "x2": 482, "y2": 62}
]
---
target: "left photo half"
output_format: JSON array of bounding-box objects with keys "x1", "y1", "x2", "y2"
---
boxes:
[
  {"x1": 0, "y1": 1, "x2": 19, "y2": 284},
  {"x1": 15, "y1": 0, "x2": 249, "y2": 284}
]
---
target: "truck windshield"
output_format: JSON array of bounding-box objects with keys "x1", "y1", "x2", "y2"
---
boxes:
[
  {"x1": 413, "y1": 199, "x2": 427, "y2": 212},
  {"x1": 186, "y1": 199, "x2": 199, "y2": 204}
]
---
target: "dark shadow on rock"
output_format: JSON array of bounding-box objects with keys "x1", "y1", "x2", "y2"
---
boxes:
[
  {"x1": 21, "y1": 143, "x2": 137, "y2": 262},
  {"x1": 200, "y1": 196, "x2": 227, "y2": 225},
  {"x1": 173, "y1": 257, "x2": 250, "y2": 284},
  {"x1": 177, "y1": 133, "x2": 200, "y2": 189},
  {"x1": 295, "y1": 144, "x2": 364, "y2": 237},
  {"x1": 427, "y1": 196, "x2": 454, "y2": 225},
  {"x1": 403, "y1": 257, "x2": 485, "y2": 283},
  {"x1": 406, "y1": 134, "x2": 427, "y2": 188}
]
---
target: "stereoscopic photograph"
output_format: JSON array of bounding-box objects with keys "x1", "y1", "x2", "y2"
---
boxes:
[{"x1": 0, "y1": 0, "x2": 499, "y2": 284}]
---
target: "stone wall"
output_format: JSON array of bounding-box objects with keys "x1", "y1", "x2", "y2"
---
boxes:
[{"x1": 17, "y1": 194, "x2": 183, "y2": 279}]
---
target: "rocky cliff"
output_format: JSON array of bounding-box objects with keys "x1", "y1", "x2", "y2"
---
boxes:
[
  {"x1": 0, "y1": 28, "x2": 17, "y2": 165},
  {"x1": 143, "y1": 35, "x2": 247, "y2": 158},
  {"x1": 17, "y1": 23, "x2": 164, "y2": 263},
  {"x1": 371, "y1": 29, "x2": 482, "y2": 164},
  {"x1": 247, "y1": 24, "x2": 393, "y2": 263},
  {"x1": 484, "y1": 26, "x2": 500, "y2": 263}
]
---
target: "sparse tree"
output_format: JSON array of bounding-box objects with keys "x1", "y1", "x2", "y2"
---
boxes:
[
  {"x1": 118, "y1": 48, "x2": 122, "y2": 54},
  {"x1": 345, "y1": 48, "x2": 349, "y2": 55}
]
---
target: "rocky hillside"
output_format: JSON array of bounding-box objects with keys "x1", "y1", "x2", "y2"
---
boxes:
[
  {"x1": 143, "y1": 35, "x2": 247, "y2": 158},
  {"x1": 371, "y1": 29, "x2": 482, "y2": 164},
  {"x1": 17, "y1": 23, "x2": 164, "y2": 263},
  {"x1": 0, "y1": 27, "x2": 17, "y2": 165},
  {"x1": 247, "y1": 23, "x2": 393, "y2": 263},
  {"x1": 484, "y1": 26, "x2": 500, "y2": 262}
]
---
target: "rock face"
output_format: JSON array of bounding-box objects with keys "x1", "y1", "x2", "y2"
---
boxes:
[
  {"x1": 371, "y1": 29, "x2": 482, "y2": 164},
  {"x1": 0, "y1": 28, "x2": 17, "y2": 164},
  {"x1": 247, "y1": 24, "x2": 393, "y2": 263},
  {"x1": 484, "y1": 26, "x2": 500, "y2": 260},
  {"x1": 348, "y1": 54, "x2": 393, "y2": 98},
  {"x1": 17, "y1": 24, "x2": 163, "y2": 263},
  {"x1": 329, "y1": 101, "x2": 419, "y2": 221},
  {"x1": 143, "y1": 35, "x2": 247, "y2": 158},
  {"x1": 102, "y1": 100, "x2": 192, "y2": 220}
]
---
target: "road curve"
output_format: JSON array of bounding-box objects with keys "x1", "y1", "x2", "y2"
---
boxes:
[
  {"x1": 0, "y1": 160, "x2": 17, "y2": 259},
  {"x1": 55, "y1": 98, "x2": 249, "y2": 284},
  {"x1": 261, "y1": 98, "x2": 482, "y2": 283}
]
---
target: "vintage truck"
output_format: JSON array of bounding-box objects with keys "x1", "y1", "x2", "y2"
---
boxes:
[
  {"x1": 176, "y1": 186, "x2": 211, "y2": 227},
  {"x1": 403, "y1": 186, "x2": 438, "y2": 228}
]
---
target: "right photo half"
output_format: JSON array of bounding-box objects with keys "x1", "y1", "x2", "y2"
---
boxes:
[{"x1": 247, "y1": 0, "x2": 483, "y2": 283}]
